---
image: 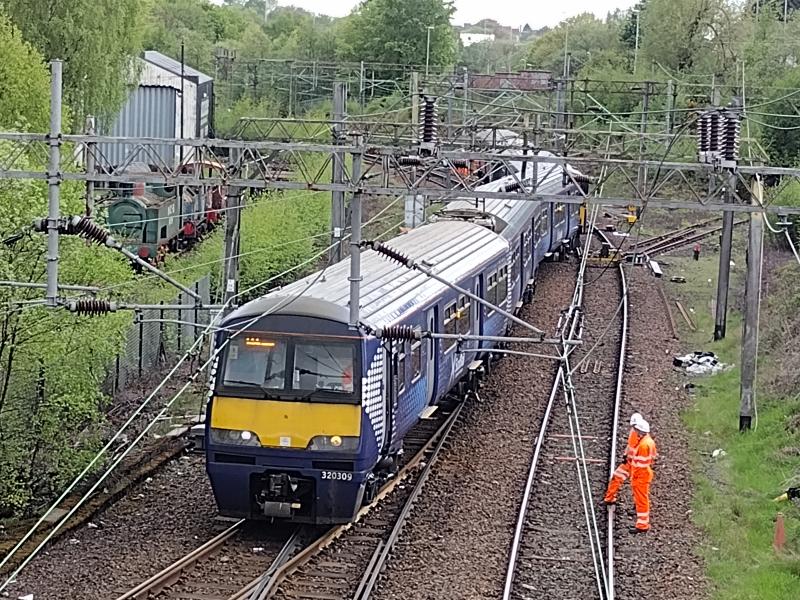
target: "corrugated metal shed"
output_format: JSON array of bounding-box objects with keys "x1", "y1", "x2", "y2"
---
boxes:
[
  {"x1": 99, "y1": 86, "x2": 177, "y2": 169},
  {"x1": 143, "y1": 51, "x2": 212, "y2": 84}
]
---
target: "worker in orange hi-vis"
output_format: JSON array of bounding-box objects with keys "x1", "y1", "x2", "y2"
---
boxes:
[
  {"x1": 604, "y1": 416, "x2": 658, "y2": 534},
  {"x1": 603, "y1": 413, "x2": 643, "y2": 502}
]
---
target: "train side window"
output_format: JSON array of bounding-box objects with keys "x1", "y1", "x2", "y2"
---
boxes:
[
  {"x1": 497, "y1": 266, "x2": 509, "y2": 304},
  {"x1": 512, "y1": 249, "x2": 520, "y2": 282},
  {"x1": 486, "y1": 272, "x2": 498, "y2": 313},
  {"x1": 411, "y1": 341, "x2": 422, "y2": 382},
  {"x1": 457, "y1": 295, "x2": 470, "y2": 335},
  {"x1": 443, "y1": 302, "x2": 457, "y2": 351},
  {"x1": 394, "y1": 341, "x2": 407, "y2": 393},
  {"x1": 159, "y1": 225, "x2": 167, "y2": 239}
]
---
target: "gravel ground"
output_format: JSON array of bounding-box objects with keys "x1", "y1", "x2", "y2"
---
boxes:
[
  {"x1": 508, "y1": 249, "x2": 622, "y2": 599},
  {"x1": 611, "y1": 270, "x2": 708, "y2": 600},
  {"x1": 7, "y1": 455, "x2": 225, "y2": 599},
  {"x1": 374, "y1": 261, "x2": 578, "y2": 599}
]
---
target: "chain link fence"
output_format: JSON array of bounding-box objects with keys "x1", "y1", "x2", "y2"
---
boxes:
[{"x1": 105, "y1": 276, "x2": 214, "y2": 394}]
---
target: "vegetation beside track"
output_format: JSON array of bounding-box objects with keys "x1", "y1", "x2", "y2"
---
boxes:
[{"x1": 666, "y1": 251, "x2": 800, "y2": 599}]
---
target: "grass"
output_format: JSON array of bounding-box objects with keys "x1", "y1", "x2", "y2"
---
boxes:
[{"x1": 665, "y1": 253, "x2": 800, "y2": 599}]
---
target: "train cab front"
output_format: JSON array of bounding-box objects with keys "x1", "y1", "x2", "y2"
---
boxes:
[{"x1": 205, "y1": 307, "x2": 378, "y2": 525}]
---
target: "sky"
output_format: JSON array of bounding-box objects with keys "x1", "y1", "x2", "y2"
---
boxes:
[{"x1": 274, "y1": 0, "x2": 639, "y2": 28}]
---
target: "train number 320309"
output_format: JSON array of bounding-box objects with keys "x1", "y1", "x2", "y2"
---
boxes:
[{"x1": 321, "y1": 471, "x2": 353, "y2": 481}]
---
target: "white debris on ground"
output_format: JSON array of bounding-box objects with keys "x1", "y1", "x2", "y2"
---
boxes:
[{"x1": 673, "y1": 351, "x2": 733, "y2": 376}]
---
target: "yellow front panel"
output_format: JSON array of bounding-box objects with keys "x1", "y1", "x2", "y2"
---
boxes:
[{"x1": 211, "y1": 396, "x2": 361, "y2": 449}]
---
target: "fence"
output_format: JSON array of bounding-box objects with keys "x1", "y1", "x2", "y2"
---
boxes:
[{"x1": 105, "y1": 276, "x2": 214, "y2": 394}]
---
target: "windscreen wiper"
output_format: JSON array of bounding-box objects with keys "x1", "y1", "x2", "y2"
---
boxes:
[{"x1": 222, "y1": 379, "x2": 283, "y2": 399}]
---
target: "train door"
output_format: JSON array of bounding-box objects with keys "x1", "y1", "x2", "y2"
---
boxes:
[
  {"x1": 519, "y1": 232, "x2": 526, "y2": 299},
  {"x1": 472, "y1": 277, "x2": 482, "y2": 351},
  {"x1": 425, "y1": 307, "x2": 437, "y2": 405},
  {"x1": 382, "y1": 343, "x2": 396, "y2": 452}
]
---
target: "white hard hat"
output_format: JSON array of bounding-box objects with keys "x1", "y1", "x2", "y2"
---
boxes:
[
  {"x1": 630, "y1": 412, "x2": 643, "y2": 427},
  {"x1": 637, "y1": 419, "x2": 651, "y2": 433}
]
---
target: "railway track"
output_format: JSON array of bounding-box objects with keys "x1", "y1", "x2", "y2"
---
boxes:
[
  {"x1": 503, "y1": 228, "x2": 628, "y2": 600},
  {"x1": 627, "y1": 218, "x2": 746, "y2": 258},
  {"x1": 114, "y1": 398, "x2": 466, "y2": 600},
  {"x1": 267, "y1": 399, "x2": 465, "y2": 600},
  {"x1": 113, "y1": 520, "x2": 298, "y2": 600}
]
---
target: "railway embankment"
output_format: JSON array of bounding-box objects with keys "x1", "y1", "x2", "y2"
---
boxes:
[{"x1": 664, "y1": 246, "x2": 800, "y2": 599}]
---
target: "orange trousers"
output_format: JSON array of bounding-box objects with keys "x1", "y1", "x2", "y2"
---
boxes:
[{"x1": 604, "y1": 464, "x2": 652, "y2": 531}]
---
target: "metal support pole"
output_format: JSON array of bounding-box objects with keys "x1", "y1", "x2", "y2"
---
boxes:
[
  {"x1": 348, "y1": 137, "x2": 363, "y2": 328},
  {"x1": 714, "y1": 171, "x2": 736, "y2": 340},
  {"x1": 46, "y1": 60, "x2": 63, "y2": 308},
  {"x1": 739, "y1": 178, "x2": 764, "y2": 431},
  {"x1": 359, "y1": 60, "x2": 365, "y2": 106},
  {"x1": 665, "y1": 80, "x2": 675, "y2": 135},
  {"x1": 331, "y1": 82, "x2": 347, "y2": 262},
  {"x1": 84, "y1": 115, "x2": 96, "y2": 217},
  {"x1": 222, "y1": 148, "x2": 243, "y2": 312},
  {"x1": 410, "y1": 72, "x2": 420, "y2": 142},
  {"x1": 555, "y1": 80, "x2": 566, "y2": 151},
  {"x1": 462, "y1": 68, "x2": 469, "y2": 126},
  {"x1": 637, "y1": 82, "x2": 651, "y2": 197}
]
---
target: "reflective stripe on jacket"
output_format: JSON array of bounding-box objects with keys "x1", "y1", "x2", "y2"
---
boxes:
[
  {"x1": 625, "y1": 429, "x2": 640, "y2": 463},
  {"x1": 630, "y1": 433, "x2": 657, "y2": 474}
]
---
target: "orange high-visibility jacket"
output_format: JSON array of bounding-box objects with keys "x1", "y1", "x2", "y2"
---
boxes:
[
  {"x1": 630, "y1": 434, "x2": 657, "y2": 479},
  {"x1": 625, "y1": 429, "x2": 641, "y2": 463}
]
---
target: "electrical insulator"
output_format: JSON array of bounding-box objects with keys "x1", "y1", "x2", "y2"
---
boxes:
[
  {"x1": 723, "y1": 111, "x2": 741, "y2": 162},
  {"x1": 709, "y1": 110, "x2": 723, "y2": 155},
  {"x1": 378, "y1": 325, "x2": 421, "y2": 341},
  {"x1": 67, "y1": 299, "x2": 118, "y2": 316},
  {"x1": 366, "y1": 240, "x2": 413, "y2": 266},
  {"x1": 397, "y1": 156, "x2": 423, "y2": 166},
  {"x1": 419, "y1": 96, "x2": 439, "y2": 153},
  {"x1": 67, "y1": 216, "x2": 112, "y2": 245},
  {"x1": 698, "y1": 112, "x2": 711, "y2": 160}
]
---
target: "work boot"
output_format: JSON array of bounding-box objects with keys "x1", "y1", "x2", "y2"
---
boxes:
[{"x1": 629, "y1": 527, "x2": 648, "y2": 534}]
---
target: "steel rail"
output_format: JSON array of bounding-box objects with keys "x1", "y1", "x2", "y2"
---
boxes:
[
  {"x1": 253, "y1": 403, "x2": 465, "y2": 599},
  {"x1": 596, "y1": 228, "x2": 630, "y2": 600},
  {"x1": 501, "y1": 367, "x2": 566, "y2": 600},
  {"x1": 354, "y1": 400, "x2": 467, "y2": 600},
  {"x1": 501, "y1": 249, "x2": 587, "y2": 599},
  {"x1": 628, "y1": 218, "x2": 719, "y2": 250},
  {"x1": 114, "y1": 519, "x2": 245, "y2": 600}
]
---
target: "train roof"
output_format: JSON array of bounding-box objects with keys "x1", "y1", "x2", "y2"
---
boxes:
[
  {"x1": 440, "y1": 153, "x2": 569, "y2": 233},
  {"x1": 224, "y1": 220, "x2": 509, "y2": 329}
]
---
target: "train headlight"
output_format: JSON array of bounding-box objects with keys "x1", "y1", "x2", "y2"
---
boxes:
[
  {"x1": 210, "y1": 428, "x2": 261, "y2": 447},
  {"x1": 307, "y1": 435, "x2": 358, "y2": 452}
]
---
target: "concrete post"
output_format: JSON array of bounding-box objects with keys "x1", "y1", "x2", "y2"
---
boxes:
[
  {"x1": 714, "y1": 171, "x2": 736, "y2": 340},
  {"x1": 739, "y1": 177, "x2": 764, "y2": 431}
]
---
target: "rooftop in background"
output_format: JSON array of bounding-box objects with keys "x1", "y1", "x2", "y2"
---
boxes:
[
  {"x1": 143, "y1": 51, "x2": 213, "y2": 84},
  {"x1": 469, "y1": 70, "x2": 553, "y2": 91}
]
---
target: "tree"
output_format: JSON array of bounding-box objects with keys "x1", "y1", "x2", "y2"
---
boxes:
[
  {"x1": 638, "y1": 0, "x2": 724, "y2": 74},
  {"x1": 337, "y1": 0, "x2": 456, "y2": 70},
  {"x1": 2, "y1": 0, "x2": 146, "y2": 121},
  {"x1": 144, "y1": 0, "x2": 250, "y2": 74},
  {"x1": 0, "y1": 10, "x2": 50, "y2": 131},
  {"x1": 761, "y1": 69, "x2": 800, "y2": 167},
  {"x1": 526, "y1": 14, "x2": 625, "y2": 76}
]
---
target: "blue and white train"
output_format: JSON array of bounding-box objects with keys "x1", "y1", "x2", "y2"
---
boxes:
[{"x1": 204, "y1": 147, "x2": 586, "y2": 524}]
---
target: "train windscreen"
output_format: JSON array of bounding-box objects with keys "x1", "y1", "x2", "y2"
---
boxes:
[{"x1": 221, "y1": 334, "x2": 358, "y2": 403}]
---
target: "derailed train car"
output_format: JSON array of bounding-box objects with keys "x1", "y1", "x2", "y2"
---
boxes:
[{"x1": 204, "y1": 142, "x2": 588, "y2": 524}]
